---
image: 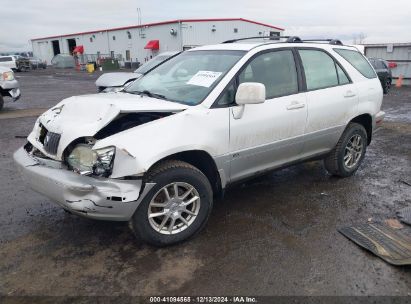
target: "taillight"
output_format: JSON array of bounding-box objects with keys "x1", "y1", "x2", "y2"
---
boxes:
[{"x1": 388, "y1": 62, "x2": 397, "y2": 69}]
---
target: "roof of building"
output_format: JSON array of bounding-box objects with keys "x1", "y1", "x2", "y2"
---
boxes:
[
  {"x1": 31, "y1": 18, "x2": 284, "y2": 41},
  {"x1": 362, "y1": 42, "x2": 411, "y2": 47}
]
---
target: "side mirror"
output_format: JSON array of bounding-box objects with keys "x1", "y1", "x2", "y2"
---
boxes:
[{"x1": 235, "y1": 82, "x2": 266, "y2": 105}]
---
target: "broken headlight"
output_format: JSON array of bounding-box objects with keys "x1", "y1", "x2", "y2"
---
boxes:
[{"x1": 66, "y1": 144, "x2": 115, "y2": 177}]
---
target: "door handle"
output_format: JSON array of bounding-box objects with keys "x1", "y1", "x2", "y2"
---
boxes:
[
  {"x1": 286, "y1": 102, "x2": 305, "y2": 110},
  {"x1": 344, "y1": 90, "x2": 356, "y2": 98}
]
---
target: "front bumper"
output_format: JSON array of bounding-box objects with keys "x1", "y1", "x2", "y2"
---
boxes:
[
  {"x1": 373, "y1": 110, "x2": 385, "y2": 133},
  {"x1": 13, "y1": 147, "x2": 153, "y2": 221},
  {"x1": 1, "y1": 79, "x2": 21, "y2": 101}
]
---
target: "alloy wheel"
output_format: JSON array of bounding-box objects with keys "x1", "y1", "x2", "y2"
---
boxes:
[
  {"x1": 344, "y1": 134, "x2": 363, "y2": 169},
  {"x1": 148, "y1": 182, "x2": 201, "y2": 235}
]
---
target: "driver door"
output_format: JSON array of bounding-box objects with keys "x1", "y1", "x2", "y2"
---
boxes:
[{"x1": 226, "y1": 49, "x2": 307, "y2": 182}]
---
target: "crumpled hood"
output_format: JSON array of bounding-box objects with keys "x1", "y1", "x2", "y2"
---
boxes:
[
  {"x1": 28, "y1": 93, "x2": 189, "y2": 159},
  {"x1": 95, "y1": 72, "x2": 141, "y2": 87}
]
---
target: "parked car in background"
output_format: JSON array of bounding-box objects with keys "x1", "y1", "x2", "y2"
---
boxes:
[
  {"x1": 0, "y1": 55, "x2": 30, "y2": 72},
  {"x1": 368, "y1": 58, "x2": 392, "y2": 94},
  {"x1": 29, "y1": 57, "x2": 47, "y2": 69},
  {"x1": 95, "y1": 51, "x2": 180, "y2": 92},
  {"x1": 0, "y1": 66, "x2": 21, "y2": 110},
  {"x1": 14, "y1": 38, "x2": 384, "y2": 246},
  {"x1": 51, "y1": 54, "x2": 75, "y2": 69}
]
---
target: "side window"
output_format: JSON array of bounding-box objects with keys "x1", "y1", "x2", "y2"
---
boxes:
[
  {"x1": 238, "y1": 50, "x2": 298, "y2": 99},
  {"x1": 299, "y1": 50, "x2": 339, "y2": 90},
  {"x1": 336, "y1": 64, "x2": 350, "y2": 85},
  {"x1": 217, "y1": 82, "x2": 236, "y2": 106},
  {"x1": 334, "y1": 48, "x2": 377, "y2": 79}
]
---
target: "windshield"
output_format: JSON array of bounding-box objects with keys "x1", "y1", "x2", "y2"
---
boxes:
[
  {"x1": 126, "y1": 50, "x2": 245, "y2": 105},
  {"x1": 135, "y1": 54, "x2": 174, "y2": 74}
]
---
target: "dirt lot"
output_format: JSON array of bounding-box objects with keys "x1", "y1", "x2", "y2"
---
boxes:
[{"x1": 0, "y1": 69, "x2": 410, "y2": 297}]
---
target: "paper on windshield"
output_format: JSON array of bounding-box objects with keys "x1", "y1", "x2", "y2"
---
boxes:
[{"x1": 187, "y1": 71, "x2": 222, "y2": 87}]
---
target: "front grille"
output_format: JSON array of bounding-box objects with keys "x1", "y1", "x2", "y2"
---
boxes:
[{"x1": 39, "y1": 124, "x2": 61, "y2": 155}]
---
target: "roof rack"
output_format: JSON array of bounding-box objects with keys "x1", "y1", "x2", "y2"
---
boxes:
[
  {"x1": 301, "y1": 39, "x2": 343, "y2": 45},
  {"x1": 222, "y1": 36, "x2": 343, "y2": 45},
  {"x1": 222, "y1": 36, "x2": 297, "y2": 43}
]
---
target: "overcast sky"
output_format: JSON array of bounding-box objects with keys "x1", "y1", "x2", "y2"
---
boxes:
[{"x1": 1, "y1": 0, "x2": 410, "y2": 52}]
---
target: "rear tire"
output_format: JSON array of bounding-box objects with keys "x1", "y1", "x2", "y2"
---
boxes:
[
  {"x1": 0, "y1": 95, "x2": 4, "y2": 111},
  {"x1": 324, "y1": 123, "x2": 367, "y2": 177},
  {"x1": 131, "y1": 160, "x2": 213, "y2": 247}
]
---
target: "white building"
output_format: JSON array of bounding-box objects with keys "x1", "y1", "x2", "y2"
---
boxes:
[{"x1": 31, "y1": 18, "x2": 284, "y2": 65}]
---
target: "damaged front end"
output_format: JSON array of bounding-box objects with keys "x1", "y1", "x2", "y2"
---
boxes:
[
  {"x1": 14, "y1": 143, "x2": 153, "y2": 220},
  {"x1": 13, "y1": 94, "x2": 187, "y2": 220}
]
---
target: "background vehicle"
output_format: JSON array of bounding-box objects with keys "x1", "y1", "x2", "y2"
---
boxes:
[
  {"x1": 51, "y1": 54, "x2": 75, "y2": 69},
  {"x1": 0, "y1": 55, "x2": 30, "y2": 72},
  {"x1": 0, "y1": 66, "x2": 21, "y2": 110},
  {"x1": 95, "y1": 51, "x2": 180, "y2": 92},
  {"x1": 14, "y1": 37, "x2": 384, "y2": 246},
  {"x1": 369, "y1": 58, "x2": 392, "y2": 94},
  {"x1": 29, "y1": 57, "x2": 47, "y2": 69}
]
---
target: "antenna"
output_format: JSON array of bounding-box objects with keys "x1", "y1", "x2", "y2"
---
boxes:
[{"x1": 137, "y1": 8, "x2": 144, "y2": 38}]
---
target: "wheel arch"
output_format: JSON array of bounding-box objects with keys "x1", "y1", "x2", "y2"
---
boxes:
[
  {"x1": 350, "y1": 113, "x2": 373, "y2": 145},
  {"x1": 146, "y1": 150, "x2": 223, "y2": 197}
]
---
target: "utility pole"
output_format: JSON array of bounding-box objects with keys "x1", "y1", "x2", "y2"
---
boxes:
[{"x1": 137, "y1": 8, "x2": 145, "y2": 38}]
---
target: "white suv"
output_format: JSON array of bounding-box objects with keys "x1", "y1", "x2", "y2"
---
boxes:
[{"x1": 14, "y1": 37, "x2": 384, "y2": 246}]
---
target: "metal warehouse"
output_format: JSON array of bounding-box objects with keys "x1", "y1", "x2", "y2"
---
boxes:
[
  {"x1": 364, "y1": 42, "x2": 411, "y2": 85},
  {"x1": 31, "y1": 18, "x2": 284, "y2": 66}
]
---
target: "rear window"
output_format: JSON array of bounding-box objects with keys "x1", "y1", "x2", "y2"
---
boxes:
[
  {"x1": 334, "y1": 49, "x2": 376, "y2": 79},
  {"x1": 0, "y1": 57, "x2": 12, "y2": 62}
]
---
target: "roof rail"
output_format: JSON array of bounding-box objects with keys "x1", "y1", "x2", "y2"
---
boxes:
[
  {"x1": 301, "y1": 39, "x2": 344, "y2": 45},
  {"x1": 222, "y1": 36, "x2": 297, "y2": 43},
  {"x1": 222, "y1": 36, "x2": 343, "y2": 45}
]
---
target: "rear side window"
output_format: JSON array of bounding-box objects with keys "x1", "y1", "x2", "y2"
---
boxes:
[
  {"x1": 0, "y1": 57, "x2": 12, "y2": 62},
  {"x1": 238, "y1": 50, "x2": 298, "y2": 99},
  {"x1": 299, "y1": 50, "x2": 339, "y2": 90},
  {"x1": 334, "y1": 49, "x2": 376, "y2": 79}
]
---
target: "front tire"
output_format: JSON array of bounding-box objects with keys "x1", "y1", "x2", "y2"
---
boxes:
[
  {"x1": 324, "y1": 123, "x2": 367, "y2": 177},
  {"x1": 131, "y1": 160, "x2": 213, "y2": 247},
  {"x1": 0, "y1": 95, "x2": 4, "y2": 111}
]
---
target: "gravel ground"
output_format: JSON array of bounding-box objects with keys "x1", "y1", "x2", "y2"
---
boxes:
[{"x1": 0, "y1": 68, "x2": 410, "y2": 297}]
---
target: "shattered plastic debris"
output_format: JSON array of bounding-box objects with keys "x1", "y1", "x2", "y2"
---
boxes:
[
  {"x1": 339, "y1": 223, "x2": 411, "y2": 265},
  {"x1": 397, "y1": 206, "x2": 411, "y2": 226}
]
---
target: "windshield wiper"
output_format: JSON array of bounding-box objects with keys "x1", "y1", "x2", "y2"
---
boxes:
[{"x1": 129, "y1": 90, "x2": 167, "y2": 100}]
